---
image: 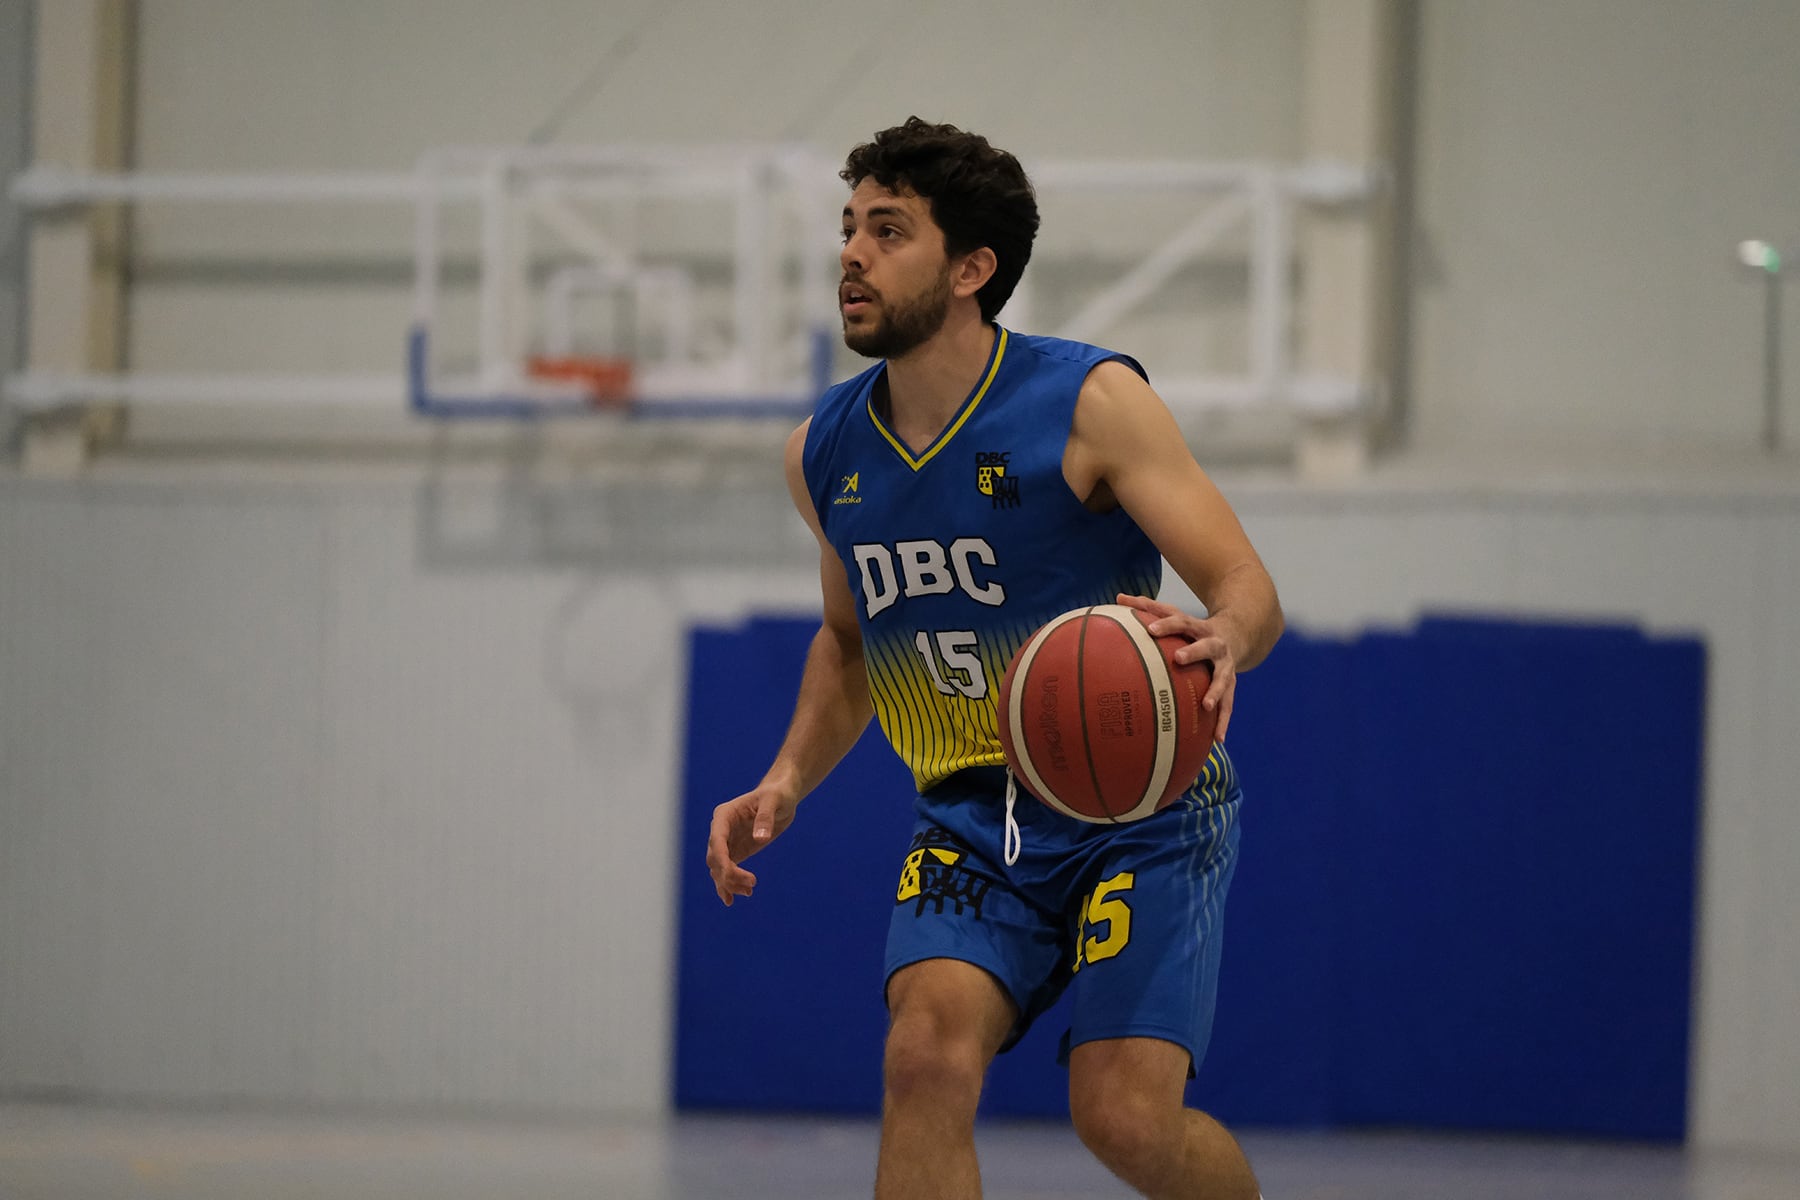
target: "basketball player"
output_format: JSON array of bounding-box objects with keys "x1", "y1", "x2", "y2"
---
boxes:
[{"x1": 706, "y1": 118, "x2": 1283, "y2": 1200}]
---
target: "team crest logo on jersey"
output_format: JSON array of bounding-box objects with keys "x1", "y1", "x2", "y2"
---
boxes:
[
  {"x1": 895, "y1": 825, "x2": 991, "y2": 918},
  {"x1": 834, "y1": 471, "x2": 862, "y2": 506},
  {"x1": 976, "y1": 451, "x2": 1020, "y2": 509}
]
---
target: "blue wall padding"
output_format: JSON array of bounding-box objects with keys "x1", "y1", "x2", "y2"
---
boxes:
[
  {"x1": 1184, "y1": 631, "x2": 1358, "y2": 1127},
  {"x1": 1324, "y1": 620, "x2": 1704, "y2": 1139},
  {"x1": 674, "y1": 614, "x2": 1704, "y2": 1140},
  {"x1": 674, "y1": 617, "x2": 914, "y2": 1113}
]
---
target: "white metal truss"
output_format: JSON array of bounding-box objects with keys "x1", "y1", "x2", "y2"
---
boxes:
[{"x1": 6, "y1": 149, "x2": 1376, "y2": 420}]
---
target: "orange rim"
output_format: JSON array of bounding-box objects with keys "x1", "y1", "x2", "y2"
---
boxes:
[{"x1": 526, "y1": 356, "x2": 634, "y2": 407}]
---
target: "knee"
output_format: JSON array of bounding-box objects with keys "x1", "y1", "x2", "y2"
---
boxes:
[
  {"x1": 1070, "y1": 1075, "x2": 1181, "y2": 1185},
  {"x1": 882, "y1": 1008, "x2": 988, "y2": 1110}
]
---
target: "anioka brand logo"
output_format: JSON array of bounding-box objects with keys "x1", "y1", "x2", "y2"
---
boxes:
[{"x1": 834, "y1": 471, "x2": 862, "y2": 505}]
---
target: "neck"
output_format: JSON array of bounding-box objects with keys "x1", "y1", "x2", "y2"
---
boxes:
[{"x1": 883, "y1": 310, "x2": 997, "y2": 435}]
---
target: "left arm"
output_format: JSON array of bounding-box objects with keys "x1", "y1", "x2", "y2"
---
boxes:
[{"x1": 1063, "y1": 360, "x2": 1284, "y2": 740}]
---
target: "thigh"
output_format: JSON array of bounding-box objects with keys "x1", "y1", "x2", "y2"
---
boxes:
[
  {"x1": 1064, "y1": 794, "x2": 1242, "y2": 1073},
  {"x1": 884, "y1": 802, "x2": 1070, "y2": 1051}
]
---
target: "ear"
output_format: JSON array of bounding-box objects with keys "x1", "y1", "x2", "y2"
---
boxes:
[{"x1": 952, "y1": 246, "x2": 998, "y2": 300}]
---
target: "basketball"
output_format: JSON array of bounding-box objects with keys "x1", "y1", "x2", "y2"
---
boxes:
[{"x1": 997, "y1": 604, "x2": 1217, "y2": 823}]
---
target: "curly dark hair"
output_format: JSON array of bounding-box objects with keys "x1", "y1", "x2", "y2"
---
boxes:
[{"x1": 841, "y1": 117, "x2": 1039, "y2": 324}]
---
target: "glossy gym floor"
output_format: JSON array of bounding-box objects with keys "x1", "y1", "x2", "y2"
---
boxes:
[{"x1": 5, "y1": 1101, "x2": 1799, "y2": 1199}]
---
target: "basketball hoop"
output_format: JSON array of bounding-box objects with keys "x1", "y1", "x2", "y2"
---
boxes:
[{"x1": 526, "y1": 355, "x2": 634, "y2": 408}]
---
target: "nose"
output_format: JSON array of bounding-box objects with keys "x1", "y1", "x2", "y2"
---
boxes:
[{"x1": 840, "y1": 230, "x2": 868, "y2": 275}]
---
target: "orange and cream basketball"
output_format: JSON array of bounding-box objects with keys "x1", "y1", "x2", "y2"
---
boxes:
[{"x1": 996, "y1": 604, "x2": 1217, "y2": 823}]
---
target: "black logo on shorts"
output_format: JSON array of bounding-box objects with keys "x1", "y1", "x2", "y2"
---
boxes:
[
  {"x1": 896, "y1": 825, "x2": 991, "y2": 919},
  {"x1": 977, "y1": 452, "x2": 1020, "y2": 509}
]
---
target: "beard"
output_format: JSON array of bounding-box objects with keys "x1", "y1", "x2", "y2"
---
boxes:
[{"x1": 842, "y1": 264, "x2": 955, "y2": 360}]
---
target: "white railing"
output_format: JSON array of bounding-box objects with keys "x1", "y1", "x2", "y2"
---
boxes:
[
  {"x1": 1029, "y1": 159, "x2": 1371, "y2": 414},
  {"x1": 6, "y1": 147, "x2": 1377, "y2": 421}
]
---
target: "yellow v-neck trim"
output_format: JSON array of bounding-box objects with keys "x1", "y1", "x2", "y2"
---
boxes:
[{"x1": 867, "y1": 327, "x2": 1009, "y2": 472}]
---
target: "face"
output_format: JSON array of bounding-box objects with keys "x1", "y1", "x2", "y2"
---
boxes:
[{"x1": 839, "y1": 180, "x2": 956, "y2": 360}]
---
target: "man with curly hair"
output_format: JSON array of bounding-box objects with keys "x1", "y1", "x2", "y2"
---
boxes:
[{"x1": 707, "y1": 117, "x2": 1282, "y2": 1200}]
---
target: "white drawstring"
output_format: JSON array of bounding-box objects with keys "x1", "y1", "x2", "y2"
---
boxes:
[{"x1": 1003, "y1": 769, "x2": 1022, "y2": 867}]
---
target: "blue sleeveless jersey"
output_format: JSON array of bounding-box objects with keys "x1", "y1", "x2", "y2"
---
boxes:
[{"x1": 803, "y1": 327, "x2": 1164, "y2": 792}]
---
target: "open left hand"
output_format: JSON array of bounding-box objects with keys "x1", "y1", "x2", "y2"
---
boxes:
[
  {"x1": 705, "y1": 783, "x2": 798, "y2": 907},
  {"x1": 1114, "y1": 593, "x2": 1239, "y2": 742}
]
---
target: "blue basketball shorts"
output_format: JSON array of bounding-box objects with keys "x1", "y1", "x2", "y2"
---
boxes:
[{"x1": 883, "y1": 750, "x2": 1244, "y2": 1073}]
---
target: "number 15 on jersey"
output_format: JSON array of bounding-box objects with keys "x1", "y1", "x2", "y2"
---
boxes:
[{"x1": 913, "y1": 629, "x2": 988, "y2": 699}]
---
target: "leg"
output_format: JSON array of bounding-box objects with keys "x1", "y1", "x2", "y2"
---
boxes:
[
  {"x1": 1061, "y1": 791, "x2": 1248, "y2": 1196},
  {"x1": 1068, "y1": 1037, "x2": 1259, "y2": 1200},
  {"x1": 875, "y1": 957, "x2": 1017, "y2": 1200}
]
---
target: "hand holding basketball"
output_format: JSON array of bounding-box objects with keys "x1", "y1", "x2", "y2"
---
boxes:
[
  {"x1": 706, "y1": 784, "x2": 798, "y2": 906},
  {"x1": 997, "y1": 602, "x2": 1221, "y2": 824},
  {"x1": 1113, "y1": 592, "x2": 1239, "y2": 742}
]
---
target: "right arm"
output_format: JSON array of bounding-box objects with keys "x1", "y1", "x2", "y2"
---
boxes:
[{"x1": 705, "y1": 420, "x2": 874, "y2": 906}]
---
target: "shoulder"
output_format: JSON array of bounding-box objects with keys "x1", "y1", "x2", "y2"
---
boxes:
[
  {"x1": 802, "y1": 362, "x2": 881, "y2": 472},
  {"x1": 784, "y1": 418, "x2": 824, "y2": 531},
  {"x1": 1073, "y1": 357, "x2": 1171, "y2": 440},
  {"x1": 785, "y1": 417, "x2": 813, "y2": 471},
  {"x1": 1003, "y1": 330, "x2": 1148, "y2": 383},
  {"x1": 812, "y1": 361, "x2": 884, "y2": 424},
  {"x1": 1077, "y1": 358, "x2": 1159, "y2": 409}
]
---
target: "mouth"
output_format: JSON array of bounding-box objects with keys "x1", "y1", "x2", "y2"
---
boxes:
[{"x1": 840, "y1": 280, "x2": 875, "y2": 317}]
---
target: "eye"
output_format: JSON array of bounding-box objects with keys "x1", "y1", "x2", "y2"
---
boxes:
[{"x1": 840, "y1": 228, "x2": 853, "y2": 244}]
